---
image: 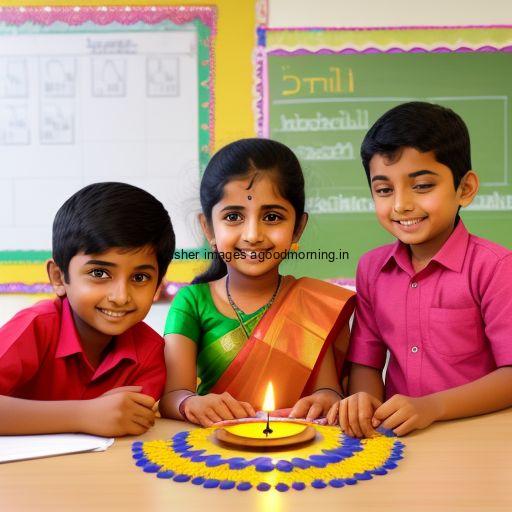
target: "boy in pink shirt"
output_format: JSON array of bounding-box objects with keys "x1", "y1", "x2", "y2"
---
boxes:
[{"x1": 327, "y1": 102, "x2": 512, "y2": 437}]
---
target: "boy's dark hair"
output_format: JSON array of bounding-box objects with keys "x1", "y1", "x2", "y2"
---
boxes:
[
  {"x1": 361, "y1": 102, "x2": 472, "y2": 189},
  {"x1": 53, "y1": 182, "x2": 175, "y2": 283}
]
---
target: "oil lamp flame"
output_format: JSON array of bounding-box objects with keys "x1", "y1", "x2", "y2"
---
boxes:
[
  {"x1": 262, "y1": 382, "x2": 274, "y2": 437},
  {"x1": 262, "y1": 382, "x2": 275, "y2": 412}
]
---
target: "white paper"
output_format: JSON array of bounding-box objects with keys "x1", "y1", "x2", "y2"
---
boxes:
[
  {"x1": 0, "y1": 433, "x2": 114, "y2": 463},
  {"x1": 0, "y1": 28, "x2": 202, "y2": 252}
]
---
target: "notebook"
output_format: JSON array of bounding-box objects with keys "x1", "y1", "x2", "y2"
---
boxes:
[{"x1": 0, "y1": 433, "x2": 114, "y2": 463}]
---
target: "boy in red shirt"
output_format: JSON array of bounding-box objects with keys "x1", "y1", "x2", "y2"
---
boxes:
[{"x1": 0, "y1": 182, "x2": 175, "y2": 436}]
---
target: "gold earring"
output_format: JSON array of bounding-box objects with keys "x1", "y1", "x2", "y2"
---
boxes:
[{"x1": 290, "y1": 242, "x2": 299, "y2": 252}]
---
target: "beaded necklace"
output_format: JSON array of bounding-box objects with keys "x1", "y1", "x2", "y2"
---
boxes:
[{"x1": 225, "y1": 274, "x2": 282, "y2": 339}]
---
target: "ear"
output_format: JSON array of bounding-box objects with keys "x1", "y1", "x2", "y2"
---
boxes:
[
  {"x1": 292, "y1": 212, "x2": 309, "y2": 242},
  {"x1": 458, "y1": 171, "x2": 479, "y2": 208},
  {"x1": 46, "y1": 259, "x2": 67, "y2": 297},
  {"x1": 198, "y1": 213, "x2": 215, "y2": 247}
]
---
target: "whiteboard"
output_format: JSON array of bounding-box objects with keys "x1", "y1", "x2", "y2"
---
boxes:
[{"x1": 0, "y1": 7, "x2": 215, "y2": 256}]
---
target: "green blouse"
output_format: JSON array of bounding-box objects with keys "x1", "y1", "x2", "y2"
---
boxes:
[{"x1": 164, "y1": 283, "x2": 265, "y2": 395}]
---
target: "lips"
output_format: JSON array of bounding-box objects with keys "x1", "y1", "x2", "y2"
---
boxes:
[
  {"x1": 393, "y1": 217, "x2": 426, "y2": 226},
  {"x1": 235, "y1": 248, "x2": 273, "y2": 257},
  {"x1": 97, "y1": 308, "x2": 134, "y2": 318}
]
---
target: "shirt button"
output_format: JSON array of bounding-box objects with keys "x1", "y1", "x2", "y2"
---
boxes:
[
  {"x1": 411, "y1": 346, "x2": 419, "y2": 353},
  {"x1": 411, "y1": 282, "x2": 418, "y2": 288}
]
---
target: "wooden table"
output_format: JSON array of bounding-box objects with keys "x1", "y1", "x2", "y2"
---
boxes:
[{"x1": 1, "y1": 410, "x2": 511, "y2": 511}]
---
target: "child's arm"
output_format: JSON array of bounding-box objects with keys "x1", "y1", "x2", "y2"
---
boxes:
[
  {"x1": 0, "y1": 389, "x2": 156, "y2": 436},
  {"x1": 326, "y1": 362, "x2": 384, "y2": 437},
  {"x1": 373, "y1": 366, "x2": 512, "y2": 436},
  {"x1": 327, "y1": 251, "x2": 388, "y2": 436},
  {"x1": 288, "y1": 343, "x2": 343, "y2": 421},
  {"x1": 158, "y1": 333, "x2": 255, "y2": 427},
  {"x1": 348, "y1": 361, "x2": 385, "y2": 399}
]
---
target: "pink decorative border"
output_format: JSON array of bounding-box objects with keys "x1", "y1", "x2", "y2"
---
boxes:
[
  {"x1": 269, "y1": 45, "x2": 512, "y2": 56},
  {"x1": 0, "y1": 277, "x2": 354, "y2": 297},
  {"x1": 0, "y1": 5, "x2": 217, "y2": 149},
  {"x1": 0, "y1": 5, "x2": 215, "y2": 28},
  {"x1": 0, "y1": 283, "x2": 53, "y2": 294},
  {"x1": 265, "y1": 24, "x2": 512, "y2": 32}
]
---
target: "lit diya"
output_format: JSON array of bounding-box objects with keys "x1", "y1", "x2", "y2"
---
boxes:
[{"x1": 215, "y1": 382, "x2": 316, "y2": 449}]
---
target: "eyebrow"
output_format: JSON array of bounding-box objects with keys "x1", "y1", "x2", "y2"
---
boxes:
[
  {"x1": 84, "y1": 260, "x2": 157, "y2": 271},
  {"x1": 409, "y1": 170, "x2": 439, "y2": 178},
  {"x1": 219, "y1": 204, "x2": 289, "y2": 212},
  {"x1": 371, "y1": 169, "x2": 439, "y2": 182}
]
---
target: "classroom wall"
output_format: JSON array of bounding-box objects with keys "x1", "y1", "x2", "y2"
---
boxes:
[
  {"x1": 268, "y1": 0, "x2": 512, "y2": 27},
  {"x1": 1, "y1": 0, "x2": 257, "y2": 150},
  {"x1": 0, "y1": 0, "x2": 257, "y2": 287},
  {"x1": 1, "y1": 0, "x2": 511, "y2": 290}
]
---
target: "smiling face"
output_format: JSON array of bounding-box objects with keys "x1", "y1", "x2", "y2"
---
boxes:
[
  {"x1": 369, "y1": 147, "x2": 478, "y2": 261},
  {"x1": 48, "y1": 246, "x2": 159, "y2": 347},
  {"x1": 202, "y1": 172, "x2": 306, "y2": 278}
]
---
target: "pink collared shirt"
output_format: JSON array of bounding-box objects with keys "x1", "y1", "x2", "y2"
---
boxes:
[
  {"x1": 0, "y1": 298, "x2": 166, "y2": 401},
  {"x1": 347, "y1": 220, "x2": 512, "y2": 399}
]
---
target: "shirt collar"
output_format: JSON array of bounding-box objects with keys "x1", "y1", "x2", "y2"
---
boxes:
[
  {"x1": 431, "y1": 219, "x2": 469, "y2": 273},
  {"x1": 381, "y1": 241, "x2": 414, "y2": 275},
  {"x1": 380, "y1": 219, "x2": 470, "y2": 275},
  {"x1": 97, "y1": 328, "x2": 138, "y2": 379},
  {"x1": 55, "y1": 298, "x2": 83, "y2": 358},
  {"x1": 55, "y1": 298, "x2": 138, "y2": 374}
]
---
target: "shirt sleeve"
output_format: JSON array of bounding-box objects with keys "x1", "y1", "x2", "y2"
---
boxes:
[
  {"x1": 480, "y1": 253, "x2": 512, "y2": 367},
  {"x1": 0, "y1": 311, "x2": 43, "y2": 395},
  {"x1": 346, "y1": 254, "x2": 388, "y2": 369},
  {"x1": 163, "y1": 286, "x2": 201, "y2": 342},
  {"x1": 130, "y1": 337, "x2": 166, "y2": 401}
]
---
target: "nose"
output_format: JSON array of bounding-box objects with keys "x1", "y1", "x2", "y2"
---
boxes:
[
  {"x1": 242, "y1": 217, "x2": 264, "y2": 245},
  {"x1": 393, "y1": 188, "x2": 414, "y2": 214},
  {"x1": 107, "y1": 280, "x2": 131, "y2": 305}
]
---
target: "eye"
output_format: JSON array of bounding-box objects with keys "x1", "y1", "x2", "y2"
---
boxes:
[
  {"x1": 413, "y1": 183, "x2": 434, "y2": 191},
  {"x1": 88, "y1": 268, "x2": 110, "y2": 279},
  {"x1": 374, "y1": 187, "x2": 393, "y2": 196},
  {"x1": 132, "y1": 273, "x2": 151, "y2": 283},
  {"x1": 224, "y1": 212, "x2": 243, "y2": 222},
  {"x1": 263, "y1": 212, "x2": 282, "y2": 222}
]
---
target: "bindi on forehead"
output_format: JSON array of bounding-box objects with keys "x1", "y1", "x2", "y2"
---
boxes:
[{"x1": 241, "y1": 174, "x2": 257, "y2": 200}]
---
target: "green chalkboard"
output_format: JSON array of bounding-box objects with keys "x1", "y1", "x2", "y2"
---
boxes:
[{"x1": 267, "y1": 51, "x2": 512, "y2": 279}]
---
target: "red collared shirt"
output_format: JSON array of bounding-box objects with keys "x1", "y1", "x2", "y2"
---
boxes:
[
  {"x1": 0, "y1": 298, "x2": 166, "y2": 400},
  {"x1": 347, "y1": 220, "x2": 512, "y2": 399}
]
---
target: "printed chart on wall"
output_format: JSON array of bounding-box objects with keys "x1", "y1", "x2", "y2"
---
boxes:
[
  {"x1": 0, "y1": 6, "x2": 214, "y2": 269},
  {"x1": 256, "y1": 26, "x2": 512, "y2": 280}
]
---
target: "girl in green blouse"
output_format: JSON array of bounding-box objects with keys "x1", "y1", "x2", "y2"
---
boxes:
[{"x1": 159, "y1": 139, "x2": 354, "y2": 427}]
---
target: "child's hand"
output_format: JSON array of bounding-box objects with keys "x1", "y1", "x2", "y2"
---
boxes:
[
  {"x1": 81, "y1": 391, "x2": 156, "y2": 437},
  {"x1": 326, "y1": 392, "x2": 382, "y2": 438},
  {"x1": 182, "y1": 392, "x2": 256, "y2": 427},
  {"x1": 100, "y1": 385, "x2": 144, "y2": 396},
  {"x1": 372, "y1": 394, "x2": 441, "y2": 436},
  {"x1": 289, "y1": 389, "x2": 340, "y2": 422}
]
